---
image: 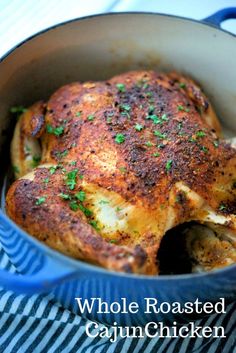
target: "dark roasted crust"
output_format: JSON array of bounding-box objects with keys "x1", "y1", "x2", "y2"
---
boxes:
[
  {"x1": 6, "y1": 167, "x2": 154, "y2": 274},
  {"x1": 42, "y1": 70, "x2": 235, "y2": 208},
  {"x1": 21, "y1": 101, "x2": 46, "y2": 138},
  {"x1": 6, "y1": 70, "x2": 236, "y2": 275}
]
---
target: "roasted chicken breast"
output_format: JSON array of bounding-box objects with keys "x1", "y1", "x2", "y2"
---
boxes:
[{"x1": 6, "y1": 70, "x2": 236, "y2": 274}]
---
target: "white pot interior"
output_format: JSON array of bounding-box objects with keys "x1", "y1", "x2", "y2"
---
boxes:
[{"x1": 0, "y1": 13, "x2": 236, "y2": 151}]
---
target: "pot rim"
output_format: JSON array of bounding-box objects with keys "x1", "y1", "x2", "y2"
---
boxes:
[
  {"x1": 0, "y1": 10, "x2": 235, "y2": 63},
  {"x1": 1, "y1": 11, "x2": 236, "y2": 281}
]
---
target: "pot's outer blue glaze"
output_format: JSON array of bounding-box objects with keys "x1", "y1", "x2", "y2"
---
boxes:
[{"x1": 1, "y1": 9, "x2": 236, "y2": 326}]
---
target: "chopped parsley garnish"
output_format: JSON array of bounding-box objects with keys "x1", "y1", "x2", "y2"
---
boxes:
[
  {"x1": 147, "y1": 114, "x2": 168, "y2": 125},
  {"x1": 116, "y1": 207, "x2": 122, "y2": 212},
  {"x1": 166, "y1": 160, "x2": 173, "y2": 172},
  {"x1": 143, "y1": 82, "x2": 149, "y2": 89},
  {"x1": 145, "y1": 141, "x2": 153, "y2": 147},
  {"x1": 55, "y1": 150, "x2": 68, "y2": 159},
  {"x1": 66, "y1": 169, "x2": 78, "y2": 190},
  {"x1": 213, "y1": 140, "x2": 219, "y2": 148},
  {"x1": 46, "y1": 124, "x2": 64, "y2": 136},
  {"x1": 115, "y1": 133, "x2": 125, "y2": 144},
  {"x1": 219, "y1": 204, "x2": 227, "y2": 211},
  {"x1": 99, "y1": 200, "x2": 110, "y2": 205},
  {"x1": 196, "y1": 130, "x2": 206, "y2": 138},
  {"x1": 69, "y1": 200, "x2": 79, "y2": 211},
  {"x1": 106, "y1": 117, "x2": 112, "y2": 124},
  {"x1": 119, "y1": 166, "x2": 127, "y2": 173},
  {"x1": 50, "y1": 166, "x2": 59, "y2": 174},
  {"x1": 25, "y1": 145, "x2": 31, "y2": 153},
  {"x1": 178, "y1": 122, "x2": 183, "y2": 130},
  {"x1": 120, "y1": 104, "x2": 131, "y2": 112},
  {"x1": 10, "y1": 106, "x2": 27, "y2": 115},
  {"x1": 148, "y1": 105, "x2": 155, "y2": 114},
  {"x1": 87, "y1": 115, "x2": 95, "y2": 121},
  {"x1": 89, "y1": 220, "x2": 100, "y2": 231},
  {"x1": 32, "y1": 155, "x2": 41, "y2": 168},
  {"x1": 161, "y1": 114, "x2": 168, "y2": 121},
  {"x1": 13, "y1": 165, "x2": 19, "y2": 174},
  {"x1": 154, "y1": 130, "x2": 167, "y2": 139},
  {"x1": 120, "y1": 105, "x2": 131, "y2": 118},
  {"x1": 201, "y1": 146, "x2": 208, "y2": 154},
  {"x1": 135, "y1": 123, "x2": 143, "y2": 131},
  {"x1": 69, "y1": 161, "x2": 77, "y2": 166},
  {"x1": 146, "y1": 92, "x2": 153, "y2": 98},
  {"x1": 153, "y1": 152, "x2": 160, "y2": 157},
  {"x1": 59, "y1": 187, "x2": 90, "y2": 214},
  {"x1": 148, "y1": 114, "x2": 161, "y2": 124},
  {"x1": 75, "y1": 190, "x2": 86, "y2": 202},
  {"x1": 177, "y1": 105, "x2": 184, "y2": 111},
  {"x1": 43, "y1": 177, "x2": 49, "y2": 184},
  {"x1": 78, "y1": 204, "x2": 93, "y2": 217},
  {"x1": 76, "y1": 112, "x2": 82, "y2": 117},
  {"x1": 109, "y1": 239, "x2": 117, "y2": 244},
  {"x1": 116, "y1": 83, "x2": 126, "y2": 92},
  {"x1": 189, "y1": 137, "x2": 196, "y2": 143},
  {"x1": 177, "y1": 105, "x2": 190, "y2": 113},
  {"x1": 59, "y1": 193, "x2": 71, "y2": 200},
  {"x1": 35, "y1": 196, "x2": 46, "y2": 206},
  {"x1": 179, "y1": 82, "x2": 186, "y2": 89}
]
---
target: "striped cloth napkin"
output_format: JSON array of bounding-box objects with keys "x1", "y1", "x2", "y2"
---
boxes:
[{"x1": 0, "y1": 243, "x2": 235, "y2": 352}]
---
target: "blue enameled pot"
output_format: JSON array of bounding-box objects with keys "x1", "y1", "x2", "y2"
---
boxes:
[{"x1": 0, "y1": 9, "x2": 236, "y2": 326}]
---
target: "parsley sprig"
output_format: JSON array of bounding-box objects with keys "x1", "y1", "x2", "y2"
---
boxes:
[
  {"x1": 115, "y1": 133, "x2": 125, "y2": 144},
  {"x1": 116, "y1": 83, "x2": 126, "y2": 92},
  {"x1": 65, "y1": 169, "x2": 78, "y2": 190},
  {"x1": 154, "y1": 130, "x2": 167, "y2": 139},
  {"x1": 46, "y1": 124, "x2": 64, "y2": 136}
]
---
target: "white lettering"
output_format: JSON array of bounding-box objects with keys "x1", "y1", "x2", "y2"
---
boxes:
[
  {"x1": 184, "y1": 301, "x2": 194, "y2": 314},
  {"x1": 172, "y1": 302, "x2": 184, "y2": 314},
  {"x1": 203, "y1": 302, "x2": 213, "y2": 314},
  {"x1": 178, "y1": 326, "x2": 189, "y2": 337},
  {"x1": 215, "y1": 298, "x2": 226, "y2": 314},
  {"x1": 202, "y1": 326, "x2": 212, "y2": 338},
  {"x1": 129, "y1": 302, "x2": 139, "y2": 314},
  {"x1": 75, "y1": 298, "x2": 96, "y2": 314},
  {"x1": 145, "y1": 322, "x2": 158, "y2": 337},
  {"x1": 85, "y1": 322, "x2": 99, "y2": 337},
  {"x1": 145, "y1": 298, "x2": 158, "y2": 313},
  {"x1": 160, "y1": 302, "x2": 171, "y2": 314},
  {"x1": 213, "y1": 326, "x2": 226, "y2": 338}
]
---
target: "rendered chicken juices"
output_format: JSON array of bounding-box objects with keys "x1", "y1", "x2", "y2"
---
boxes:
[{"x1": 6, "y1": 70, "x2": 236, "y2": 275}]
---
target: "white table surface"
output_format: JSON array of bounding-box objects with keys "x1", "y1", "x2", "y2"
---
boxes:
[{"x1": 0, "y1": 0, "x2": 236, "y2": 59}]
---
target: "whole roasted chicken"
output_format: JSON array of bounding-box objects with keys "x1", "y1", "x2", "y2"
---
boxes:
[{"x1": 6, "y1": 70, "x2": 236, "y2": 275}]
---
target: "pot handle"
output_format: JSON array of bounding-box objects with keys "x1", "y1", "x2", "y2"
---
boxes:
[
  {"x1": 0, "y1": 265, "x2": 77, "y2": 295},
  {"x1": 0, "y1": 212, "x2": 77, "y2": 294},
  {"x1": 203, "y1": 7, "x2": 236, "y2": 27}
]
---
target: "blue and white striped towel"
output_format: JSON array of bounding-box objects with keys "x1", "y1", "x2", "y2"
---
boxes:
[{"x1": 0, "y1": 243, "x2": 236, "y2": 352}]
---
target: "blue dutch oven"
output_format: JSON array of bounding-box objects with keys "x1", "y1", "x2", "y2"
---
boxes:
[{"x1": 0, "y1": 9, "x2": 236, "y2": 326}]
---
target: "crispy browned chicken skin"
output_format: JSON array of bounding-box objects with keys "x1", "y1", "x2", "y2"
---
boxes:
[{"x1": 6, "y1": 70, "x2": 236, "y2": 274}]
